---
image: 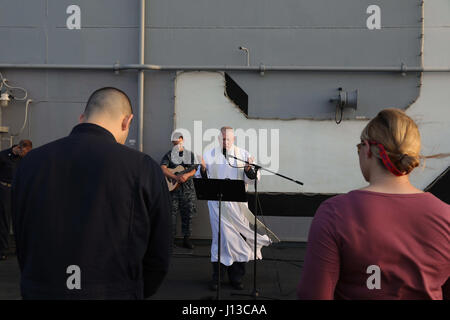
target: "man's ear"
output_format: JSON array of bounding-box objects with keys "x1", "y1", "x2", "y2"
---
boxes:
[
  {"x1": 122, "y1": 114, "x2": 133, "y2": 131},
  {"x1": 79, "y1": 114, "x2": 86, "y2": 123}
]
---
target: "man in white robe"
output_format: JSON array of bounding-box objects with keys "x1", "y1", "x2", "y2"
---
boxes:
[{"x1": 197, "y1": 126, "x2": 272, "y2": 291}]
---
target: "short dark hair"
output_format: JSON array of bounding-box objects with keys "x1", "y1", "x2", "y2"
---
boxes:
[
  {"x1": 84, "y1": 87, "x2": 132, "y2": 119},
  {"x1": 19, "y1": 139, "x2": 32, "y2": 149}
]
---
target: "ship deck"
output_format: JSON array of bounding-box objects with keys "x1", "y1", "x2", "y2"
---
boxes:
[{"x1": 0, "y1": 238, "x2": 305, "y2": 300}]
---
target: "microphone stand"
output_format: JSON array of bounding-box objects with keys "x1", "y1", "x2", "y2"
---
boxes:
[
  {"x1": 226, "y1": 154, "x2": 303, "y2": 299},
  {"x1": 217, "y1": 191, "x2": 223, "y2": 300}
]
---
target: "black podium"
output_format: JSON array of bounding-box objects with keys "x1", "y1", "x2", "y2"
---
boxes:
[{"x1": 193, "y1": 178, "x2": 247, "y2": 300}]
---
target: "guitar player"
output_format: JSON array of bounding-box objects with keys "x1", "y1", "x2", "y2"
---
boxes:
[{"x1": 160, "y1": 132, "x2": 198, "y2": 250}]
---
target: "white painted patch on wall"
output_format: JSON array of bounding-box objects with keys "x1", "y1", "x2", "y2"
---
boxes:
[
  {"x1": 174, "y1": 0, "x2": 450, "y2": 241},
  {"x1": 174, "y1": 70, "x2": 449, "y2": 194}
]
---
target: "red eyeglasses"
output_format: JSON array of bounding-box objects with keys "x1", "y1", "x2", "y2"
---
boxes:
[{"x1": 357, "y1": 140, "x2": 405, "y2": 176}]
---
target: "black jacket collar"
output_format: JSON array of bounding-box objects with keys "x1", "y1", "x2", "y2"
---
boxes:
[{"x1": 70, "y1": 123, "x2": 117, "y2": 143}]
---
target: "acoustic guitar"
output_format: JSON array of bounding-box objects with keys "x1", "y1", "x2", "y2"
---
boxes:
[{"x1": 165, "y1": 165, "x2": 196, "y2": 192}]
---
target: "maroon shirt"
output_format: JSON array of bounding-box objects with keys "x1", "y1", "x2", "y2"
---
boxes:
[{"x1": 298, "y1": 190, "x2": 450, "y2": 300}]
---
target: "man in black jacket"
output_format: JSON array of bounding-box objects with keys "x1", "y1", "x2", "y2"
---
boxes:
[
  {"x1": 0, "y1": 140, "x2": 32, "y2": 260},
  {"x1": 12, "y1": 87, "x2": 171, "y2": 299}
]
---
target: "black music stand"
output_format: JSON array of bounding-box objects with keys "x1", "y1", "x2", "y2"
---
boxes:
[
  {"x1": 226, "y1": 154, "x2": 303, "y2": 299},
  {"x1": 193, "y1": 178, "x2": 247, "y2": 300}
]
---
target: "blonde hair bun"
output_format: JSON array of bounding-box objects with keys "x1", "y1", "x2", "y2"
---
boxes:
[{"x1": 361, "y1": 108, "x2": 421, "y2": 175}]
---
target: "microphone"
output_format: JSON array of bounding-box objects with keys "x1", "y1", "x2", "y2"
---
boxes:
[{"x1": 222, "y1": 148, "x2": 227, "y2": 159}]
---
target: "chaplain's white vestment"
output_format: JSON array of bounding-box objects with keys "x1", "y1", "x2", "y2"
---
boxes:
[{"x1": 196, "y1": 145, "x2": 272, "y2": 266}]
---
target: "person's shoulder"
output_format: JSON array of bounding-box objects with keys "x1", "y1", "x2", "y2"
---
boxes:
[
  {"x1": 114, "y1": 144, "x2": 159, "y2": 165},
  {"x1": 21, "y1": 136, "x2": 68, "y2": 161},
  {"x1": 310, "y1": 195, "x2": 348, "y2": 233},
  {"x1": 184, "y1": 148, "x2": 196, "y2": 160},
  {"x1": 13, "y1": 137, "x2": 69, "y2": 177},
  {"x1": 114, "y1": 147, "x2": 164, "y2": 180},
  {"x1": 161, "y1": 149, "x2": 173, "y2": 161},
  {"x1": 421, "y1": 192, "x2": 450, "y2": 213},
  {"x1": 130, "y1": 149, "x2": 162, "y2": 172},
  {"x1": 320, "y1": 193, "x2": 353, "y2": 208},
  {"x1": 422, "y1": 192, "x2": 448, "y2": 204},
  {"x1": 113, "y1": 142, "x2": 143, "y2": 157},
  {"x1": 314, "y1": 192, "x2": 358, "y2": 219},
  {"x1": 143, "y1": 153, "x2": 161, "y2": 169}
]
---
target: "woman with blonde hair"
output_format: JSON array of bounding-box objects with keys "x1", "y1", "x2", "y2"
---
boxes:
[{"x1": 297, "y1": 108, "x2": 449, "y2": 299}]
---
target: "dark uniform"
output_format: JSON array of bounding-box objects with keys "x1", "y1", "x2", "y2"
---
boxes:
[
  {"x1": 160, "y1": 148, "x2": 197, "y2": 240},
  {"x1": 0, "y1": 146, "x2": 21, "y2": 257},
  {"x1": 12, "y1": 123, "x2": 171, "y2": 299}
]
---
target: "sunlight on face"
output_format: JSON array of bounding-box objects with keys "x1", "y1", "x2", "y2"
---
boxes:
[{"x1": 220, "y1": 129, "x2": 235, "y2": 150}]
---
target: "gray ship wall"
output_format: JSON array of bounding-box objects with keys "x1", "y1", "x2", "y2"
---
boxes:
[{"x1": 1, "y1": 0, "x2": 424, "y2": 127}]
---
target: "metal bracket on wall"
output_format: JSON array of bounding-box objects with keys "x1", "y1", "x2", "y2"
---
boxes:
[{"x1": 330, "y1": 88, "x2": 358, "y2": 124}]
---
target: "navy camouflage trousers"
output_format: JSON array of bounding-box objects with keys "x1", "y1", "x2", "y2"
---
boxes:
[{"x1": 170, "y1": 186, "x2": 196, "y2": 238}]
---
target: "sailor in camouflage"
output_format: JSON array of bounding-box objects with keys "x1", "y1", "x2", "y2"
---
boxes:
[{"x1": 160, "y1": 132, "x2": 198, "y2": 249}]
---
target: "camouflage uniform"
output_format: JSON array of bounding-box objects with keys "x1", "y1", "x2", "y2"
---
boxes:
[{"x1": 160, "y1": 148, "x2": 197, "y2": 238}]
